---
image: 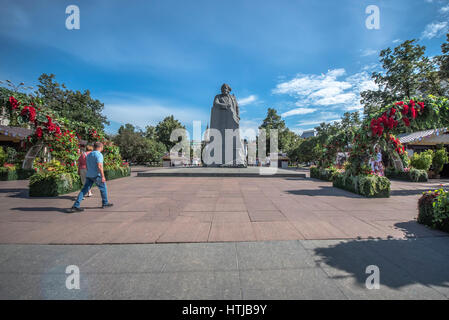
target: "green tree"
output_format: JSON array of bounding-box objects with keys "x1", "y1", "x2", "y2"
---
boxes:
[
  {"x1": 361, "y1": 40, "x2": 444, "y2": 118},
  {"x1": 292, "y1": 136, "x2": 320, "y2": 164},
  {"x1": 36, "y1": 74, "x2": 109, "y2": 136},
  {"x1": 113, "y1": 123, "x2": 167, "y2": 164},
  {"x1": 155, "y1": 115, "x2": 186, "y2": 151},
  {"x1": 259, "y1": 108, "x2": 300, "y2": 155},
  {"x1": 436, "y1": 33, "x2": 449, "y2": 83}
]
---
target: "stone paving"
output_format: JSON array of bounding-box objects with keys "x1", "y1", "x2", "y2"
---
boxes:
[
  {"x1": 0, "y1": 167, "x2": 448, "y2": 244},
  {"x1": 1, "y1": 239, "x2": 449, "y2": 299}
]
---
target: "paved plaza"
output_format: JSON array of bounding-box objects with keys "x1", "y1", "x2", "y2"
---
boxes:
[
  {"x1": 1, "y1": 168, "x2": 449, "y2": 299},
  {"x1": 0, "y1": 168, "x2": 448, "y2": 244}
]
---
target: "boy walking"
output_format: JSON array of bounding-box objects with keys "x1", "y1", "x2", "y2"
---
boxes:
[{"x1": 69, "y1": 142, "x2": 113, "y2": 212}]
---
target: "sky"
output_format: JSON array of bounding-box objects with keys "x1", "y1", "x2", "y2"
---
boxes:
[{"x1": 1, "y1": 0, "x2": 448, "y2": 138}]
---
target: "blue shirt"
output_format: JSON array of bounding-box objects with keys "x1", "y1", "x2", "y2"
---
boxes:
[{"x1": 86, "y1": 150, "x2": 104, "y2": 178}]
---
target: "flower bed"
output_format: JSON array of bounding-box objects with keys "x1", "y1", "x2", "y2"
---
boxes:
[
  {"x1": 310, "y1": 166, "x2": 338, "y2": 182},
  {"x1": 104, "y1": 166, "x2": 131, "y2": 180},
  {"x1": 0, "y1": 165, "x2": 34, "y2": 181},
  {"x1": 29, "y1": 172, "x2": 82, "y2": 197},
  {"x1": 385, "y1": 168, "x2": 428, "y2": 182},
  {"x1": 418, "y1": 189, "x2": 449, "y2": 233},
  {"x1": 333, "y1": 172, "x2": 391, "y2": 198}
]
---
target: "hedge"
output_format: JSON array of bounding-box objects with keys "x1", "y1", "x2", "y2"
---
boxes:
[
  {"x1": 29, "y1": 172, "x2": 82, "y2": 197},
  {"x1": 385, "y1": 168, "x2": 428, "y2": 182},
  {"x1": 333, "y1": 173, "x2": 391, "y2": 198},
  {"x1": 104, "y1": 166, "x2": 131, "y2": 180},
  {"x1": 418, "y1": 190, "x2": 449, "y2": 233},
  {"x1": 0, "y1": 167, "x2": 35, "y2": 181},
  {"x1": 28, "y1": 166, "x2": 131, "y2": 197},
  {"x1": 310, "y1": 166, "x2": 338, "y2": 182}
]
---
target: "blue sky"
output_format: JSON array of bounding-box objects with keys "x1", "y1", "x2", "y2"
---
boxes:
[{"x1": 1, "y1": 0, "x2": 448, "y2": 138}]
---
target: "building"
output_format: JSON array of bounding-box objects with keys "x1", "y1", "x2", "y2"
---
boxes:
[
  {"x1": 301, "y1": 129, "x2": 317, "y2": 139},
  {"x1": 161, "y1": 152, "x2": 190, "y2": 167},
  {"x1": 399, "y1": 128, "x2": 449, "y2": 178},
  {"x1": 0, "y1": 125, "x2": 33, "y2": 147},
  {"x1": 398, "y1": 128, "x2": 449, "y2": 155}
]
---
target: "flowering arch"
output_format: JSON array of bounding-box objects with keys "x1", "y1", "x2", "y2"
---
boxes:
[{"x1": 346, "y1": 95, "x2": 449, "y2": 176}]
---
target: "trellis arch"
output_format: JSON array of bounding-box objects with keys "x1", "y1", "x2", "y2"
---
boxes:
[{"x1": 346, "y1": 95, "x2": 449, "y2": 176}]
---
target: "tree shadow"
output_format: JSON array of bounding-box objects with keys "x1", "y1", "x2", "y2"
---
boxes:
[
  {"x1": 10, "y1": 207, "x2": 69, "y2": 213},
  {"x1": 313, "y1": 221, "x2": 449, "y2": 290},
  {"x1": 286, "y1": 186, "x2": 362, "y2": 198},
  {"x1": 0, "y1": 188, "x2": 29, "y2": 198}
]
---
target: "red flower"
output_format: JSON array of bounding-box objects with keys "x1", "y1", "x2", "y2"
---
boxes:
[
  {"x1": 410, "y1": 106, "x2": 416, "y2": 119},
  {"x1": 403, "y1": 117, "x2": 410, "y2": 127},
  {"x1": 36, "y1": 127, "x2": 43, "y2": 138},
  {"x1": 395, "y1": 101, "x2": 404, "y2": 106},
  {"x1": 9, "y1": 96, "x2": 20, "y2": 109},
  {"x1": 390, "y1": 108, "x2": 397, "y2": 116},
  {"x1": 401, "y1": 104, "x2": 409, "y2": 115}
]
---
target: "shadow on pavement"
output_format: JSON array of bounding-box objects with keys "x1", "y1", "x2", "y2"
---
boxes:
[
  {"x1": 11, "y1": 207, "x2": 70, "y2": 213},
  {"x1": 287, "y1": 186, "x2": 362, "y2": 198},
  {"x1": 313, "y1": 221, "x2": 449, "y2": 289}
]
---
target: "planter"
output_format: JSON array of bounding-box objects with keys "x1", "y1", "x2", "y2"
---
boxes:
[
  {"x1": 104, "y1": 166, "x2": 131, "y2": 180},
  {"x1": 310, "y1": 167, "x2": 338, "y2": 182},
  {"x1": 385, "y1": 168, "x2": 428, "y2": 182},
  {"x1": 333, "y1": 173, "x2": 390, "y2": 198},
  {"x1": 29, "y1": 172, "x2": 82, "y2": 197},
  {"x1": 0, "y1": 167, "x2": 35, "y2": 181}
]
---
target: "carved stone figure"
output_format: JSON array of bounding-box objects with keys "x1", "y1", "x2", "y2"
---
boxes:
[{"x1": 206, "y1": 84, "x2": 246, "y2": 166}]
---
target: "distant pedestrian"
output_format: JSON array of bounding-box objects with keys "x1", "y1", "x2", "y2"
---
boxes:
[
  {"x1": 69, "y1": 142, "x2": 113, "y2": 212},
  {"x1": 78, "y1": 144, "x2": 94, "y2": 198}
]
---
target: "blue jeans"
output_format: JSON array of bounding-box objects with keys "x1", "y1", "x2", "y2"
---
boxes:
[{"x1": 73, "y1": 176, "x2": 108, "y2": 208}]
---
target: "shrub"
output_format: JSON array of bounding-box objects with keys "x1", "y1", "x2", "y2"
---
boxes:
[
  {"x1": 432, "y1": 148, "x2": 449, "y2": 175},
  {"x1": 410, "y1": 150, "x2": 433, "y2": 171},
  {"x1": 333, "y1": 172, "x2": 390, "y2": 198},
  {"x1": 0, "y1": 164, "x2": 34, "y2": 181},
  {"x1": 310, "y1": 166, "x2": 338, "y2": 182},
  {"x1": 29, "y1": 171, "x2": 82, "y2": 197},
  {"x1": 104, "y1": 166, "x2": 131, "y2": 180},
  {"x1": 409, "y1": 168, "x2": 428, "y2": 182},
  {"x1": 418, "y1": 189, "x2": 449, "y2": 232},
  {"x1": 385, "y1": 167, "x2": 428, "y2": 182},
  {"x1": 0, "y1": 147, "x2": 6, "y2": 166}
]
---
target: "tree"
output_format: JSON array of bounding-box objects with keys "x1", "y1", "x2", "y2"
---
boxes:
[
  {"x1": 36, "y1": 74, "x2": 109, "y2": 136},
  {"x1": 361, "y1": 40, "x2": 444, "y2": 118},
  {"x1": 155, "y1": 115, "x2": 186, "y2": 151},
  {"x1": 292, "y1": 136, "x2": 320, "y2": 165},
  {"x1": 259, "y1": 108, "x2": 301, "y2": 155},
  {"x1": 113, "y1": 123, "x2": 166, "y2": 164},
  {"x1": 436, "y1": 33, "x2": 449, "y2": 83}
]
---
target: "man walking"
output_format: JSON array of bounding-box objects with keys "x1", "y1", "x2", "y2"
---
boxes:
[{"x1": 69, "y1": 142, "x2": 113, "y2": 212}]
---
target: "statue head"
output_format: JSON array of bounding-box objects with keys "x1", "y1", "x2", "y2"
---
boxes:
[{"x1": 221, "y1": 83, "x2": 231, "y2": 94}]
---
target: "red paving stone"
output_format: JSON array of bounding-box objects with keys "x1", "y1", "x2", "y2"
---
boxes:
[{"x1": 0, "y1": 171, "x2": 448, "y2": 244}]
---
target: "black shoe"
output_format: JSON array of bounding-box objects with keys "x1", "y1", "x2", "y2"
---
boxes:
[
  {"x1": 68, "y1": 207, "x2": 84, "y2": 213},
  {"x1": 102, "y1": 203, "x2": 114, "y2": 209}
]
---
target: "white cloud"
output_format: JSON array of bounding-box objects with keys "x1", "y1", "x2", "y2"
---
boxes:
[
  {"x1": 440, "y1": 5, "x2": 449, "y2": 13},
  {"x1": 392, "y1": 39, "x2": 402, "y2": 44},
  {"x1": 421, "y1": 21, "x2": 448, "y2": 39},
  {"x1": 273, "y1": 68, "x2": 377, "y2": 113},
  {"x1": 361, "y1": 49, "x2": 377, "y2": 57},
  {"x1": 281, "y1": 107, "x2": 317, "y2": 118},
  {"x1": 238, "y1": 95, "x2": 258, "y2": 106}
]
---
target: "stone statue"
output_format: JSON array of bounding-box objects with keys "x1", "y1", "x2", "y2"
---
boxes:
[{"x1": 206, "y1": 84, "x2": 246, "y2": 166}]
